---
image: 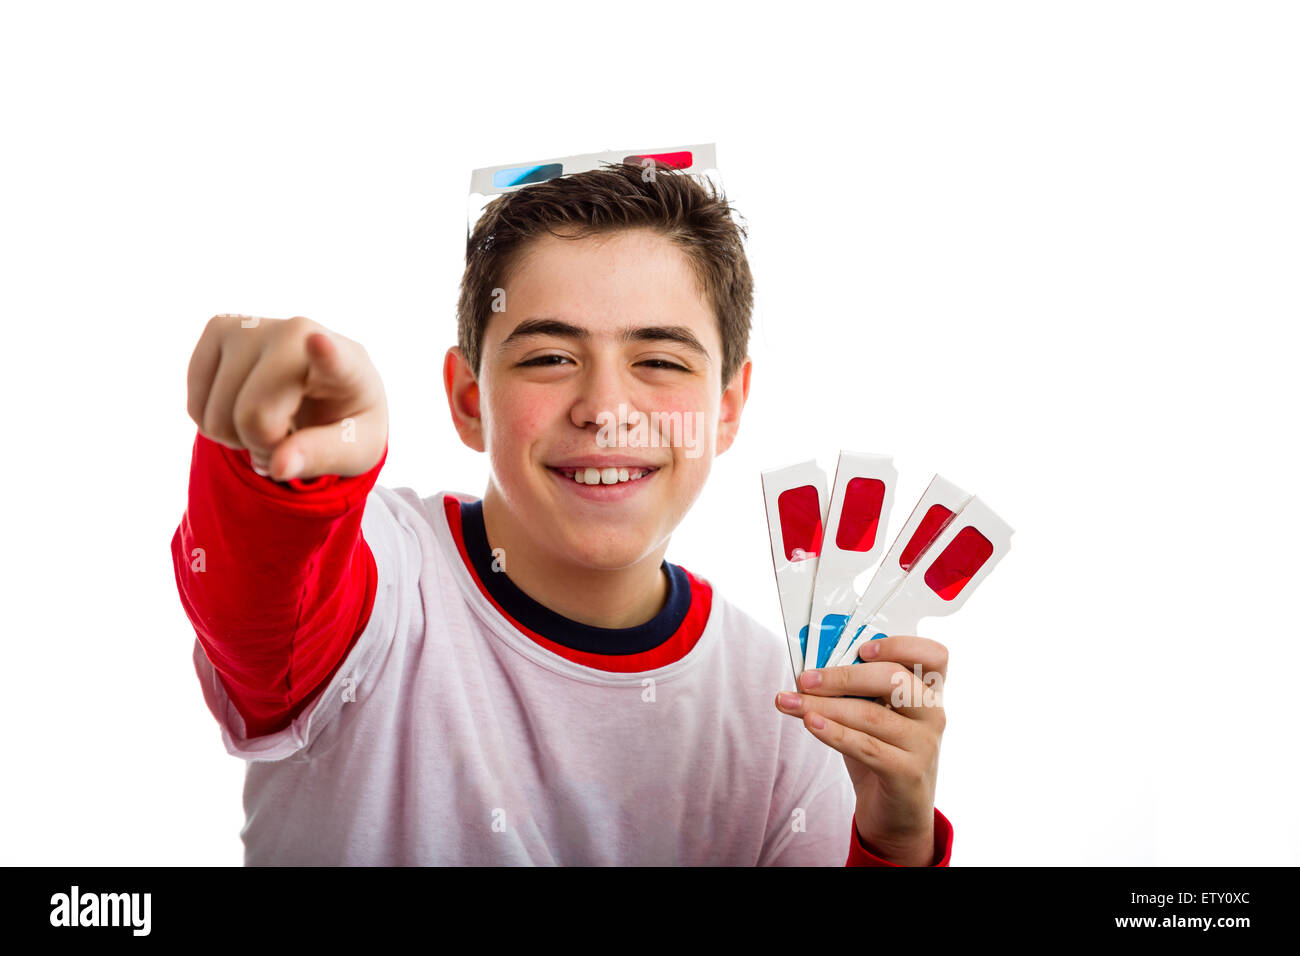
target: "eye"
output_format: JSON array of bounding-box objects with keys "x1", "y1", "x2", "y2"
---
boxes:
[
  {"x1": 517, "y1": 354, "x2": 573, "y2": 367},
  {"x1": 639, "y1": 359, "x2": 690, "y2": 371}
]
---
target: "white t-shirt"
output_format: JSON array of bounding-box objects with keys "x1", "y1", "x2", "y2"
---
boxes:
[{"x1": 192, "y1": 484, "x2": 856, "y2": 865}]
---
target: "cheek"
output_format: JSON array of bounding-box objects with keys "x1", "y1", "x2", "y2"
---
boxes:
[
  {"x1": 650, "y1": 385, "x2": 719, "y2": 458},
  {"x1": 652, "y1": 381, "x2": 708, "y2": 410},
  {"x1": 637, "y1": 383, "x2": 711, "y2": 423},
  {"x1": 484, "y1": 386, "x2": 560, "y2": 459}
]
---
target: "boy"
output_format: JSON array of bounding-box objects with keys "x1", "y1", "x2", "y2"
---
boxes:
[{"x1": 171, "y1": 159, "x2": 954, "y2": 865}]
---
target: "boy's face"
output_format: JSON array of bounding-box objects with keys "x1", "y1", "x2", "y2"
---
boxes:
[{"x1": 445, "y1": 227, "x2": 751, "y2": 571}]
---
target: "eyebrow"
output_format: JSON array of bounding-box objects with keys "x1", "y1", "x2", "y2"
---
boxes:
[{"x1": 496, "y1": 318, "x2": 711, "y2": 364}]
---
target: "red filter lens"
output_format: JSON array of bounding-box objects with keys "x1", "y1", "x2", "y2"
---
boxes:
[
  {"x1": 924, "y1": 526, "x2": 994, "y2": 600},
  {"x1": 777, "y1": 485, "x2": 824, "y2": 561},
  {"x1": 835, "y1": 478, "x2": 885, "y2": 552},
  {"x1": 624, "y1": 151, "x2": 693, "y2": 169},
  {"x1": 900, "y1": 504, "x2": 955, "y2": 571}
]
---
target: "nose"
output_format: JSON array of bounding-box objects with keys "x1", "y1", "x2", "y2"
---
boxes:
[{"x1": 569, "y1": 352, "x2": 643, "y2": 443}]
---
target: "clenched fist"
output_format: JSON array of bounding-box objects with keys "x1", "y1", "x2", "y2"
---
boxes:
[{"x1": 186, "y1": 314, "x2": 388, "y2": 482}]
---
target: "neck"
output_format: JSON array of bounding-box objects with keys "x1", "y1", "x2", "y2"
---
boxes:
[{"x1": 480, "y1": 484, "x2": 670, "y2": 629}]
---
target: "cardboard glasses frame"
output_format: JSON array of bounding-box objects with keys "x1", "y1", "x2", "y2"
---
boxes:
[{"x1": 466, "y1": 143, "x2": 720, "y2": 237}]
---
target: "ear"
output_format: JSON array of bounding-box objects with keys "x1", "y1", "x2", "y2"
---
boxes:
[
  {"x1": 444, "y1": 346, "x2": 485, "y2": 453},
  {"x1": 715, "y1": 357, "x2": 752, "y2": 456}
]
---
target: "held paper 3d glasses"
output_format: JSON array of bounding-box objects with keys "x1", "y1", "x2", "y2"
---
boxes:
[{"x1": 763, "y1": 452, "x2": 1013, "y2": 681}]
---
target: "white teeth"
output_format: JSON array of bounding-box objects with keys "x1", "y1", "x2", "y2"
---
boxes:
[{"x1": 563, "y1": 466, "x2": 652, "y2": 485}]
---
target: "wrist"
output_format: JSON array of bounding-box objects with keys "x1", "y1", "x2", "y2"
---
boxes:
[{"x1": 854, "y1": 809, "x2": 935, "y2": 867}]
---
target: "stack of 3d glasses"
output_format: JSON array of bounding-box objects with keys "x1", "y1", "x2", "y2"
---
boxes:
[{"x1": 762, "y1": 453, "x2": 1013, "y2": 681}]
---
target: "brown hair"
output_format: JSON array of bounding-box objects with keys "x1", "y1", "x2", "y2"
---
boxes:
[{"x1": 457, "y1": 160, "x2": 753, "y2": 386}]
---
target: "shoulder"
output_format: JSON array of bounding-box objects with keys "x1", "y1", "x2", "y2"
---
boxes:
[
  {"x1": 362, "y1": 486, "x2": 475, "y2": 552},
  {"x1": 356, "y1": 486, "x2": 478, "y2": 608}
]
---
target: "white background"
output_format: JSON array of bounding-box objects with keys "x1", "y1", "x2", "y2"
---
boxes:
[{"x1": 2, "y1": 0, "x2": 1296, "y2": 866}]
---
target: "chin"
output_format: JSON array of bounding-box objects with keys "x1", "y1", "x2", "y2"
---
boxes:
[{"x1": 552, "y1": 525, "x2": 657, "y2": 572}]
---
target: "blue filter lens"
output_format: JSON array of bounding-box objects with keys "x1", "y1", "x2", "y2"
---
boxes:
[
  {"x1": 816, "y1": 615, "x2": 850, "y2": 668},
  {"x1": 493, "y1": 163, "x2": 564, "y2": 188}
]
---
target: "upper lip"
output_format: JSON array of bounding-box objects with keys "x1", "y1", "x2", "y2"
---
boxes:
[{"x1": 548, "y1": 457, "x2": 663, "y2": 470}]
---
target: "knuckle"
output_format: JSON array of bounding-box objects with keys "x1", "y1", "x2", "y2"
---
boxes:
[
  {"x1": 234, "y1": 403, "x2": 282, "y2": 448},
  {"x1": 201, "y1": 410, "x2": 237, "y2": 447},
  {"x1": 186, "y1": 397, "x2": 205, "y2": 428},
  {"x1": 283, "y1": 314, "x2": 315, "y2": 336},
  {"x1": 200, "y1": 403, "x2": 221, "y2": 436},
  {"x1": 901, "y1": 762, "x2": 926, "y2": 789},
  {"x1": 858, "y1": 695, "x2": 882, "y2": 721},
  {"x1": 825, "y1": 666, "x2": 849, "y2": 693},
  {"x1": 211, "y1": 313, "x2": 246, "y2": 339},
  {"x1": 857, "y1": 732, "x2": 880, "y2": 760}
]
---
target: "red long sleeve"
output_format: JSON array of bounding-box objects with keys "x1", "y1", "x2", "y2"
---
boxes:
[
  {"x1": 846, "y1": 808, "x2": 953, "y2": 866},
  {"x1": 170, "y1": 431, "x2": 387, "y2": 738}
]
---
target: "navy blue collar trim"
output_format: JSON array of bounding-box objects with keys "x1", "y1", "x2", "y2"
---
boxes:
[{"x1": 458, "y1": 498, "x2": 690, "y2": 655}]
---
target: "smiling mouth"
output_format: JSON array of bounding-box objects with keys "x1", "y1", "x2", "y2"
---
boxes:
[{"x1": 547, "y1": 465, "x2": 659, "y2": 486}]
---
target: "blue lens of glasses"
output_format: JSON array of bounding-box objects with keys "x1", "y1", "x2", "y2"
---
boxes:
[{"x1": 493, "y1": 163, "x2": 564, "y2": 188}]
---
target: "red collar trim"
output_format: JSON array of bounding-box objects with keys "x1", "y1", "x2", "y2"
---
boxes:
[{"x1": 441, "y1": 495, "x2": 712, "y2": 672}]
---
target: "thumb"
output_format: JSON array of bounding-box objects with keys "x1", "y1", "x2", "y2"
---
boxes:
[{"x1": 267, "y1": 420, "x2": 358, "y2": 482}]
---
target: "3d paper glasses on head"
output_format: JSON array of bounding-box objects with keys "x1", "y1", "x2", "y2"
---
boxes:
[
  {"x1": 763, "y1": 452, "x2": 1013, "y2": 681},
  {"x1": 466, "y1": 143, "x2": 720, "y2": 236}
]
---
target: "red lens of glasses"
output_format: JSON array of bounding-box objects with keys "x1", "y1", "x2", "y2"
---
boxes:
[
  {"x1": 623, "y1": 151, "x2": 693, "y2": 169},
  {"x1": 777, "y1": 485, "x2": 823, "y2": 561},
  {"x1": 835, "y1": 478, "x2": 885, "y2": 552},
  {"x1": 924, "y1": 526, "x2": 994, "y2": 600},
  {"x1": 899, "y1": 504, "x2": 955, "y2": 571}
]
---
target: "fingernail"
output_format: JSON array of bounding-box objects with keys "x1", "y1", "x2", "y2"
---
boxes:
[
  {"x1": 860, "y1": 641, "x2": 881, "y2": 659},
  {"x1": 777, "y1": 692, "x2": 801, "y2": 710},
  {"x1": 808, "y1": 713, "x2": 826, "y2": 730},
  {"x1": 801, "y1": 669, "x2": 822, "y2": 688}
]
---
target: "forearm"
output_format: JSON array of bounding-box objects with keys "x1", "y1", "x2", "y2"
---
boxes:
[{"x1": 171, "y1": 430, "x2": 386, "y2": 736}]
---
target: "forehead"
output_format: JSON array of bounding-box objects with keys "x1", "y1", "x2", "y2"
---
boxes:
[{"x1": 489, "y1": 228, "x2": 719, "y2": 350}]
